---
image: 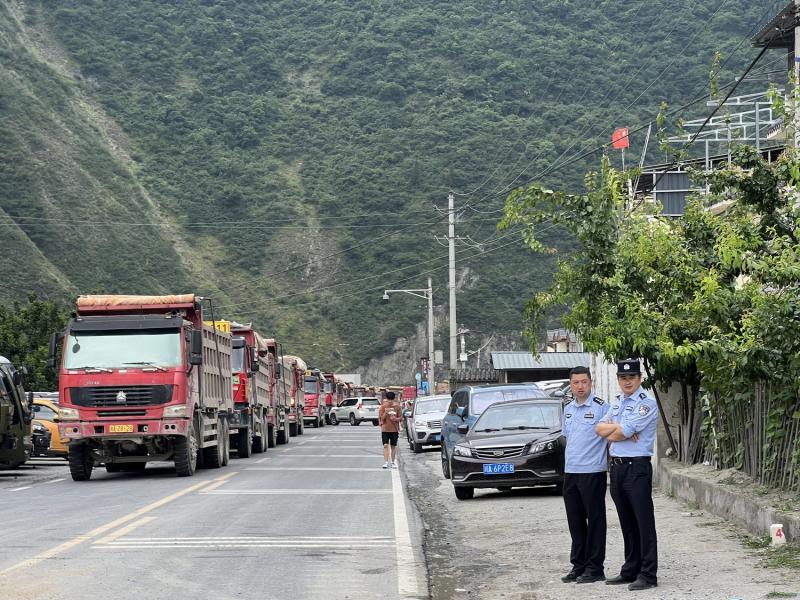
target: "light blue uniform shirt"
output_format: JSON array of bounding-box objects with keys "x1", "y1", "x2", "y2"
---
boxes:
[
  {"x1": 562, "y1": 393, "x2": 610, "y2": 473},
  {"x1": 608, "y1": 386, "x2": 658, "y2": 458}
]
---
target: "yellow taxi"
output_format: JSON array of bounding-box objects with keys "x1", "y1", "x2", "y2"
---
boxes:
[{"x1": 31, "y1": 394, "x2": 69, "y2": 458}]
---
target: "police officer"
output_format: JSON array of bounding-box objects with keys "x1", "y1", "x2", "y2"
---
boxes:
[
  {"x1": 595, "y1": 358, "x2": 659, "y2": 591},
  {"x1": 560, "y1": 366, "x2": 610, "y2": 584}
]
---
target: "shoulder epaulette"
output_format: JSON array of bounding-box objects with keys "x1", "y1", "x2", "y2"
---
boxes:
[
  {"x1": 638, "y1": 392, "x2": 648, "y2": 400},
  {"x1": 593, "y1": 397, "x2": 604, "y2": 405},
  {"x1": 615, "y1": 393, "x2": 621, "y2": 399}
]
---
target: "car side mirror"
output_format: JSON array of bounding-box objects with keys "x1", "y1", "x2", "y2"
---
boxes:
[
  {"x1": 552, "y1": 390, "x2": 565, "y2": 398},
  {"x1": 402, "y1": 409, "x2": 411, "y2": 418},
  {"x1": 457, "y1": 423, "x2": 469, "y2": 434},
  {"x1": 455, "y1": 406, "x2": 466, "y2": 420},
  {"x1": 190, "y1": 330, "x2": 203, "y2": 365}
]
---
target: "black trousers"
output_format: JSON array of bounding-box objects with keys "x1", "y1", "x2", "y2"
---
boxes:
[
  {"x1": 563, "y1": 471, "x2": 607, "y2": 576},
  {"x1": 609, "y1": 459, "x2": 658, "y2": 583}
]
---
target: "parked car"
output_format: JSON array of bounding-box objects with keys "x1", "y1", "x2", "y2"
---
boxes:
[
  {"x1": 31, "y1": 421, "x2": 51, "y2": 457},
  {"x1": 441, "y1": 383, "x2": 544, "y2": 480},
  {"x1": 329, "y1": 396, "x2": 381, "y2": 426},
  {"x1": 536, "y1": 379, "x2": 571, "y2": 397},
  {"x1": 404, "y1": 394, "x2": 451, "y2": 453},
  {"x1": 31, "y1": 396, "x2": 69, "y2": 458},
  {"x1": 448, "y1": 398, "x2": 564, "y2": 500}
]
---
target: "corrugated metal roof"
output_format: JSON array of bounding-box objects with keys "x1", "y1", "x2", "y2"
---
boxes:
[{"x1": 490, "y1": 351, "x2": 590, "y2": 371}]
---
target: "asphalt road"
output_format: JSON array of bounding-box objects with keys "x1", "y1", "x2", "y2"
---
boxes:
[{"x1": 0, "y1": 425, "x2": 428, "y2": 600}]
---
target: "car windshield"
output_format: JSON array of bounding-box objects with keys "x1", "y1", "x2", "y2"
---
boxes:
[
  {"x1": 64, "y1": 331, "x2": 182, "y2": 369},
  {"x1": 415, "y1": 397, "x2": 450, "y2": 415},
  {"x1": 304, "y1": 378, "x2": 319, "y2": 393},
  {"x1": 475, "y1": 403, "x2": 561, "y2": 431},
  {"x1": 361, "y1": 399, "x2": 379, "y2": 406},
  {"x1": 231, "y1": 347, "x2": 245, "y2": 372},
  {"x1": 33, "y1": 404, "x2": 58, "y2": 421},
  {"x1": 471, "y1": 387, "x2": 543, "y2": 415}
]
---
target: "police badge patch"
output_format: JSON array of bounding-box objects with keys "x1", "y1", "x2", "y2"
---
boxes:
[
  {"x1": 565, "y1": 413, "x2": 573, "y2": 419},
  {"x1": 638, "y1": 404, "x2": 651, "y2": 416}
]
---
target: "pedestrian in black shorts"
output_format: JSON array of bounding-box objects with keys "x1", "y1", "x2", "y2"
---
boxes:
[{"x1": 379, "y1": 392, "x2": 402, "y2": 469}]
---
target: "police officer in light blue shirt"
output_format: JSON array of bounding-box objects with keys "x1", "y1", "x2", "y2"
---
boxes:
[
  {"x1": 596, "y1": 358, "x2": 659, "y2": 591},
  {"x1": 560, "y1": 366, "x2": 610, "y2": 584}
]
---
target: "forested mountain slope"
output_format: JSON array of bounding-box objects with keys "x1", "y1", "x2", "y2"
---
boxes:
[{"x1": 0, "y1": 0, "x2": 782, "y2": 371}]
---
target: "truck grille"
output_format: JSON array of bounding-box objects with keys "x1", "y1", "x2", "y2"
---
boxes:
[
  {"x1": 473, "y1": 445, "x2": 526, "y2": 460},
  {"x1": 427, "y1": 420, "x2": 442, "y2": 429},
  {"x1": 97, "y1": 409, "x2": 147, "y2": 418},
  {"x1": 69, "y1": 385, "x2": 173, "y2": 407}
]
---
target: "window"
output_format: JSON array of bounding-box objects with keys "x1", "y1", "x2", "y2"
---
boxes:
[
  {"x1": 303, "y1": 378, "x2": 319, "y2": 394},
  {"x1": 64, "y1": 331, "x2": 182, "y2": 369},
  {"x1": 361, "y1": 399, "x2": 379, "y2": 406},
  {"x1": 414, "y1": 397, "x2": 451, "y2": 415},
  {"x1": 471, "y1": 388, "x2": 543, "y2": 415},
  {"x1": 475, "y1": 403, "x2": 561, "y2": 430},
  {"x1": 33, "y1": 404, "x2": 58, "y2": 421},
  {"x1": 231, "y1": 347, "x2": 245, "y2": 372},
  {"x1": 449, "y1": 391, "x2": 467, "y2": 415}
]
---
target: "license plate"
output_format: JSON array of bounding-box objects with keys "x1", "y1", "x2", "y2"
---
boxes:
[
  {"x1": 483, "y1": 463, "x2": 514, "y2": 475},
  {"x1": 109, "y1": 424, "x2": 134, "y2": 433},
  {"x1": 367, "y1": 408, "x2": 375, "y2": 412}
]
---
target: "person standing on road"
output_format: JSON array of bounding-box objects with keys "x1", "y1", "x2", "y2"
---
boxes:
[
  {"x1": 560, "y1": 366, "x2": 610, "y2": 585},
  {"x1": 595, "y1": 358, "x2": 659, "y2": 591},
  {"x1": 379, "y1": 391, "x2": 402, "y2": 469}
]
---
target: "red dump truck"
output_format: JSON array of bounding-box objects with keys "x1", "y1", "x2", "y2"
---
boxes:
[
  {"x1": 227, "y1": 322, "x2": 290, "y2": 456},
  {"x1": 281, "y1": 354, "x2": 306, "y2": 436},
  {"x1": 52, "y1": 294, "x2": 233, "y2": 480},
  {"x1": 302, "y1": 367, "x2": 325, "y2": 428}
]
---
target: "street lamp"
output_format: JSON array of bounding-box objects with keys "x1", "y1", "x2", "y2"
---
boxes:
[{"x1": 382, "y1": 277, "x2": 435, "y2": 395}]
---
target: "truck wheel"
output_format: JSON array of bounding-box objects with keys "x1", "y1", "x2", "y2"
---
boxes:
[
  {"x1": 68, "y1": 442, "x2": 93, "y2": 481},
  {"x1": 277, "y1": 418, "x2": 288, "y2": 445},
  {"x1": 289, "y1": 422, "x2": 297, "y2": 437},
  {"x1": 221, "y1": 420, "x2": 230, "y2": 466},
  {"x1": 203, "y1": 418, "x2": 225, "y2": 468},
  {"x1": 237, "y1": 427, "x2": 253, "y2": 458},
  {"x1": 330, "y1": 413, "x2": 339, "y2": 426},
  {"x1": 175, "y1": 419, "x2": 199, "y2": 477},
  {"x1": 253, "y1": 416, "x2": 266, "y2": 454},
  {"x1": 297, "y1": 420, "x2": 304, "y2": 435},
  {"x1": 318, "y1": 416, "x2": 325, "y2": 428},
  {"x1": 268, "y1": 423, "x2": 277, "y2": 448},
  {"x1": 311, "y1": 418, "x2": 318, "y2": 428},
  {"x1": 349, "y1": 413, "x2": 359, "y2": 426}
]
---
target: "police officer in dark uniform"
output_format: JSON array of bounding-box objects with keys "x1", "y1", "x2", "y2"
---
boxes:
[
  {"x1": 560, "y1": 366, "x2": 610, "y2": 584},
  {"x1": 595, "y1": 358, "x2": 658, "y2": 591}
]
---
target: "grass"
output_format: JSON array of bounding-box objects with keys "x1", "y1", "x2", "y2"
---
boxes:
[
  {"x1": 766, "y1": 591, "x2": 797, "y2": 599},
  {"x1": 743, "y1": 534, "x2": 772, "y2": 549},
  {"x1": 763, "y1": 545, "x2": 800, "y2": 569}
]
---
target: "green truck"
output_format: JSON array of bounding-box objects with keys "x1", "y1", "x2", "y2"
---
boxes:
[{"x1": 0, "y1": 356, "x2": 33, "y2": 468}]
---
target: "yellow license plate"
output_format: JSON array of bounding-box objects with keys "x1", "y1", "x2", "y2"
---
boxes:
[{"x1": 109, "y1": 424, "x2": 134, "y2": 433}]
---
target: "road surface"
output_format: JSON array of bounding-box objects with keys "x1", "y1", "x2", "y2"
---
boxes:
[{"x1": 0, "y1": 425, "x2": 428, "y2": 600}]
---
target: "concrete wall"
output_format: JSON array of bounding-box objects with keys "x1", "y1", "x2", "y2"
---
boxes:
[{"x1": 588, "y1": 353, "x2": 618, "y2": 403}]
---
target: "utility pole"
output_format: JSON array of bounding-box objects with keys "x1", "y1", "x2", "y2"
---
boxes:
[
  {"x1": 795, "y1": 0, "x2": 800, "y2": 147},
  {"x1": 448, "y1": 191, "x2": 457, "y2": 371},
  {"x1": 426, "y1": 277, "x2": 435, "y2": 394}
]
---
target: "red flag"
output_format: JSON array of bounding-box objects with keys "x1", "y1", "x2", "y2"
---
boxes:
[{"x1": 612, "y1": 128, "x2": 630, "y2": 149}]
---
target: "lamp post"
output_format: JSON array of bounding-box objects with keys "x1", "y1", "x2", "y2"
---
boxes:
[{"x1": 382, "y1": 277, "x2": 435, "y2": 395}]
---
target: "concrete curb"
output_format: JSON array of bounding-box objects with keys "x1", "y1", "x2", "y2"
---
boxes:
[{"x1": 657, "y1": 458, "x2": 800, "y2": 541}]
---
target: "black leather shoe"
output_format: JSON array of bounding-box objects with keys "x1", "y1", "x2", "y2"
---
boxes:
[
  {"x1": 560, "y1": 570, "x2": 583, "y2": 583},
  {"x1": 576, "y1": 574, "x2": 605, "y2": 584},
  {"x1": 605, "y1": 575, "x2": 636, "y2": 585},
  {"x1": 628, "y1": 578, "x2": 658, "y2": 591}
]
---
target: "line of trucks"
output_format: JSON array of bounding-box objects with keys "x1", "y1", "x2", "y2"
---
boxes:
[{"x1": 39, "y1": 293, "x2": 362, "y2": 481}]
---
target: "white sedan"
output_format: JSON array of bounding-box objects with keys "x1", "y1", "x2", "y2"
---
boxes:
[{"x1": 404, "y1": 394, "x2": 452, "y2": 453}]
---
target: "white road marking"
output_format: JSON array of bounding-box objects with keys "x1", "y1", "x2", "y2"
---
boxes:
[
  {"x1": 94, "y1": 516, "x2": 157, "y2": 545},
  {"x1": 254, "y1": 457, "x2": 271, "y2": 464},
  {"x1": 199, "y1": 489, "x2": 392, "y2": 495},
  {"x1": 43, "y1": 478, "x2": 66, "y2": 484},
  {"x1": 268, "y1": 454, "x2": 381, "y2": 458},
  {"x1": 392, "y1": 467, "x2": 421, "y2": 598},
  {"x1": 246, "y1": 467, "x2": 390, "y2": 472},
  {"x1": 94, "y1": 543, "x2": 392, "y2": 549},
  {"x1": 8, "y1": 486, "x2": 31, "y2": 492},
  {"x1": 94, "y1": 536, "x2": 394, "y2": 549}
]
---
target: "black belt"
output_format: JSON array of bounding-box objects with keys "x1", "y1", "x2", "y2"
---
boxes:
[{"x1": 610, "y1": 456, "x2": 651, "y2": 465}]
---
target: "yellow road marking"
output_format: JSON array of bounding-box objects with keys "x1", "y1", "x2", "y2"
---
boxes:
[
  {"x1": 94, "y1": 516, "x2": 157, "y2": 545},
  {"x1": 200, "y1": 471, "x2": 237, "y2": 492},
  {"x1": 0, "y1": 475, "x2": 224, "y2": 576}
]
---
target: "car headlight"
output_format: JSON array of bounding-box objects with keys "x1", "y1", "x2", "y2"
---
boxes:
[
  {"x1": 59, "y1": 407, "x2": 79, "y2": 421},
  {"x1": 453, "y1": 444, "x2": 472, "y2": 457},
  {"x1": 163, "y1": 405, "x2": 187, "y2": 418},
  {"x1": 414, "y1": 419, "x2": 427, "y2": 428},
  {"x1": 528, "y1": 440, "x2": 558, "y2": 455}
]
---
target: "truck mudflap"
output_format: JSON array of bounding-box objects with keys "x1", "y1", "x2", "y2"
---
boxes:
[{"x1": 60, "y1": 418, "x2": 189, "y2": 440}]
